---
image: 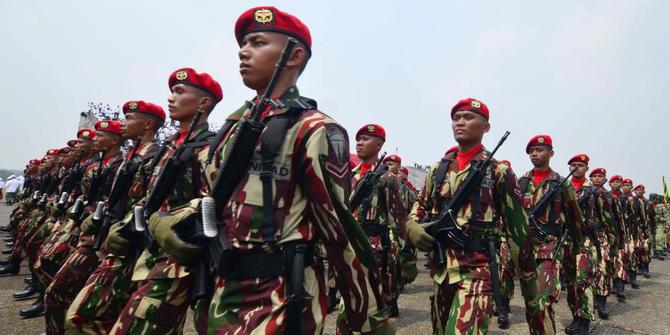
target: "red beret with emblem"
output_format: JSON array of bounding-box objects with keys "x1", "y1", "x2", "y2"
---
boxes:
[
  {"x1": 356, "y1": 124, "x2": 386, "y2": 141},
  {"x1": 77, "y1": 129, "x2": 96, "y2": 140},
  {"x1": 59, "y1": 147, "x2": 71, "y2": 155},
  {"x1": 634, "y1": 184, "x2": 645, "y2": 190},
  {"x1": 500, "y1": 160, "x2": 512, "y2": 168},
  {"x1": 169, "y1": 68, "x2": 223, "y2": 102},
  {"x1": 46, "y1": 149, "x2": 60, "y2": 156},
  {"x1": 66, "y1": 140, "x2": 78, "y2": 148},
  {"x1": 526, "y1": 135, "x2": 553, "y2": 153},
  {"x1": 383, "y1": 154, "x2": 402, "y2": 164},
  {"x1": 123, "y1": 100, "x2": 166, "y2": 121},
  {"x1": 235, "y1": 6, "x2": 312, "y2": 52},
  {"x1": 568, "y1": 154, "x2": 590, "y2": 165},
  {"x1": 623, "y1": 178, "x2": 633, "y2": 184},
  {"x1": 589, "y1": 167, "x2": 606, "y2": 177},
  {"x1": 610, "y1": 175, "x2": 623, "y2": 182},
  {"x1": 29, "y1": 159, "x2": 41, "y2": 165},
  {"x1": 95, "y1": 120, "x2": 122, "y2": 136},
  {"x1": 451, "y1": 98, "x2": 490, "y2": 121}
]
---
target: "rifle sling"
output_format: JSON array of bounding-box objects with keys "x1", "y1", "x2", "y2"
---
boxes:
[{"x1": 521, "y1": 176, "x2": 564, "y2": 238}]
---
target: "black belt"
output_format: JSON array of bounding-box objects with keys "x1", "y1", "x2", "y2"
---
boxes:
[
  {"x1": 222, "y1": 242, "x2": 315, "y2": 280},
  {"x1": 360, "y1": 223, "x2": 389, "y2": 237}
]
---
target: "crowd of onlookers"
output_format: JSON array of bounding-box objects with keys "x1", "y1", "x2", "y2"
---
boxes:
[{"x1": 0, "y1": 175, "x2": 24, "y2": 205}]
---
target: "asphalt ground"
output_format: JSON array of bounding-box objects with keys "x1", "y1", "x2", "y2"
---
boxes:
[{"x1": 1, "y1": 204, "x2": 668, "y2": 334}]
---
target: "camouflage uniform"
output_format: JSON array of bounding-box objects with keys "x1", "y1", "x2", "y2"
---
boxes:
[
  {"x1": 608, "y1": 190, "x2": 629, "y2": 298},
  {"x1": 652, "y1": 203, "x2": 667, "y2": 254},
  {"x1": 351, "y1": 163, "x2": 407, "y2": 311},
  {"x1": 204, "y1": 88, "x2": 391, "y2": 334},
  {"x1": 110, "y1": 125, "x2": 213, "y2": 335},
  {"x1": 65, "y1": 142, "x2": 159, "y2": 335},
  {"x1": 407, "y1": 148, "x2": 529, "y2": 335},
  {"x1": 631, "y1": 196, "x2": 651, "y2": 274},
  {"x1": 44, "y1": 152, "x2": 123, "y2": 335},
  {"x1": 518, "y1": 169, "x2": 583, "y2": 335},
  {"x1": 398, "y1": 179, "x2": 418, "y2": 285}
]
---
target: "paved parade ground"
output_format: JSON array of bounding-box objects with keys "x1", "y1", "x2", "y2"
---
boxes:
[{"x1": 0, "y1": 204, "x2": 668, "y2": 335}]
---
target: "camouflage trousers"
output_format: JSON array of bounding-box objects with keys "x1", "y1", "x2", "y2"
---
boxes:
[
  {"x1": 45, "y1": 247, "x2": 100, "y2": 335},
  {"x1": 398, "y1": 241, "x2": 418, "y2": 285},
  {"x1": 638, "y1": 237, "x2": 651, "y2": 267},
  {"x1": 367, "y1": 230, "x2": 400, "y2": 303},
  {"x1": 654, "y1": 224, "x2": 666, "y2": 252},
  {"x1": 625, "y1": 238, "x2": 638, "y2": 272},
  {"x1": 110, "y1": 277, "x2": 193, "y2": 335},
  {"x1": 65, "y1": 254, "x2": 135, "y2": 335},
  {"x1": 519, "y1": 241, "x2": 561, "y2": 335},
  {"x1": 34, "y1": 219, "x2": 77, "y2": 289},
  {"x1": 566, "y1": 239, "x2": 596, "y2": 320},
  {"x1": 593, "y1": 233, "x2": 611, "y2": 296},
  {"x1": 500, "y1": 241, "x2": 516, "y2": 301},
  {"x1": 429, "y1": 277, "x2": 493, "y2": 335},
  {"x1": 613, "y1": 248, "x2": 629, "y2": 282}
]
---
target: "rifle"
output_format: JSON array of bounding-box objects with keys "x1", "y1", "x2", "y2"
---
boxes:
[
  {"x1": 57, "y1": 152, "x2": 83, "y2": 209},
  {"x1": 197, "y1": 38, "x2": 298, "y2": 305},
  {"x1": 424, "y1": 131, "x2": 510, "y2": 268},
  {"x1": 349, "y1": 152, "x2": 388, "y2": 211},
  {"x1": 486, "y1": 235, "x2": 505, "y2": 319},
  {"x1": 528, "y1": 168, "x2": 576, "y2": 239},
  {"x1": 94, "y1": 139, "x2": 142, "y2": 250}
]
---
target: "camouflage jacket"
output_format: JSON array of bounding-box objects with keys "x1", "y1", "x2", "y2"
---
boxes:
[
  {"x1": 399, "y1": 178, "x2": 417, "y2": 216},
  {"x1": 205, "y1": 87, "x2": 388, "y2": 332},
  {"x1": 132, "y1": 124, "x2": 212, "y2": 281},
  {"x1": 609, "y1": 190, "x2": 628, "y2": 249},
  {"x1": 408, "y1": 147, "x2": 528, "y2": 285},
  {"x1": 655, "y1": 203, "x2": 670, "y2": 231},
  {"x1": 520, "y1": 169, "x2": 584, "y2": 256},
  {"x1": 108, "y1": 141, "x2": 160, "y2": 217},
  {"x1": 351, "y1": 164, "x2": 407, "y2": 234},
  {"x1": 630, "y1": 195, "x2": 649, "y2": 239},
  {"x1": 574, "y1": 182, "x2": 615, "y2": 240}
]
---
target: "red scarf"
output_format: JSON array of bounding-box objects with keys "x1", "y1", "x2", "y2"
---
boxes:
[
  {"x1": 571, "y1": 177, "x2": 586, "y2": 191},
  {"x1": 456, "y1": 144, "x2": 483, "y2": 170},
  {"x1": 533, "y1": 169, "x2": 550, "y2": 186},
  {"x1": 359, "y1": 162, "x2": 373, "y2": 176},
  {"x1": 175, "y1": 129, "x2": 189, "y2": 146}
]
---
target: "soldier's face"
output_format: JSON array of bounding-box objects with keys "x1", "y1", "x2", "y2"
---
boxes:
[
  {"x1": 590, "y1": 174, "x2": 606, "y2": 187},
  {"x1": 570, "y1": 162, "x2": 588, "y2": 178},
  {"x1": 239, "y1": 32, "x2": 286, "y2": 91},
  {"x1": 122, "y1": 112, "x2": 148, "y2": 139},
  {"x1": 356, "y1": 135, "x2": 383, "y2": 161},
  {"x1": 609, "y1": 180, "x2": 622, "y2": 191},
  {"x1": 94, "y1": 131, "x2": 120, "y2": 151},
  {"x1": 168, "y1": 84, "x2": 207, "y2": 122},
  {"x1": 622, "y1": 183, "x2": 632, "y2": 193},
  {"x1": 386, "y1": 161, "x2": 400, "y2": 174},
  {"x1": 528, "y1": 146, "x2": 553, "y2": 167},
  {"x1": 76, "y1": 139, "x2": 93, "y2": 156},
  {"x1": 451, "y1": 111, "x2": 489, "y2": 144},
  {"x1": 635, "y1": 188, "x2": 645, "y2": 197}
]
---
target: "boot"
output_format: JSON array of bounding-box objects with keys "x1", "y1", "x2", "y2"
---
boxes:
[
  {"x1": 397, "y1": 277, "x2": 405, "y2": 293},
  {"x1": 565, "y1": 317, "x2": 579, "y2": 335},
  {"x1": 0, "y1": 259, "x2": 20, "y2": 276},
  {"x1": 24, "y1": 275, "x2": 33, "y2": 284},
  {"x1": 643, "y1": 263, "x2": 651, "y2": 278},
  {"x1": 596, "y1": 295, "x2": 610, "y2": 319},
  {"x1": 5, "y1": 242, "x2": 13, "y2": 248},
  {"x1": 19, "y1": 297, "x2": 44, "y2": 319},
  {"x1": 0, "y1": 258, "x2": 14, "y2": 266},
  {"x1": 629, "y1": 271, "x2": 640, "y2": 289},
  {"x1": 614, "y1": 279, "x2": 626, "y2": 301},
  {"x1": 497, "y1": 298, "x2": 510, "y2": 329},
  {"x1": 327, "y1": 288, "x2": 338, "y2": 313},
  {"x1": 574, "y1": 317, "x2": 590, "y2": 335},
  {"x1": 13, "y1": 284, "x2": 39, "y2": 301},
  {"x1": 0, "y1": 226, "x2": 9, "y2": 232},
  {"x1": 3, "y1": 236, "x2": 12, "y2": 242},
  {"x1": 389, "y1": 299, "x2": 399, "y2": 318},
  {"x1": 2, "y1": 249, "x2": 12, "y2": 255}
]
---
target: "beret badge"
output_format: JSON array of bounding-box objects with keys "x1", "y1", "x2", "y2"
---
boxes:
[
  {"x1": 254, "y1": 9, "x2": 274, "y2": 25},
  {"x1": 175, "y1": 71, "x2": 188, "y2": 81}
]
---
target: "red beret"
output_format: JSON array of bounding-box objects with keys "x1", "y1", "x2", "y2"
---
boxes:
[
  {"x1": 66, "y1": 140, "x2": 78, "y2": 148},
  {"x1": 609, "y1": 175, "x2": 623, "y2": 182},
  {"x1": 59, "y1": 147, "x2": 71, "y2": 155},
  {"x1": 383, "y1": 154, "x2": 402, "y2": 164},
  {"x1": 235, "y1": 7, "x2": 312, "y2": 52},
  {"x1": 77, "y1": 129, "x2": 96, "y2": 140},
  {"x1": 95, "y1": 120, "x2": 122, "y2": 136},
  {"x1": 169, "y1": 68, "x2": 223, "y2": 102},
  {"x1": 634, "y1": 184, "x2": 645, "y2": 190},
  {"x1": 46, "y1": 149, "x2": 60, "y2": 156},
  {"x1": 401, "y1": 167, "x2": 409, "y2": 175},
  {"x1": 568, "y1": 154, "x2": 590, "y2": 165},
  {"x1": 451, "y1": 98, "x2": 489, "y2": 121},
  {"x1": 623, "y1": 178, "x2": 633, "y2": 184},
  {"x1": 123, "y1": 100, "x2": 166, "y2": 121},
  {"x1": 589, "y1": 167, "x2": 606, "y2": 177},
  {"x1": 356, "y1": 124, "x2": 386, "y2": 141},
  {"x1": 526, "y1": 135, "x2": 553, "y2": 153},
  {"x1": 500, "y1": 160, "x2": 512, "y2": 168},
  {"x1": 29, "y1": 159, "x2": 41, "y2": 165}
]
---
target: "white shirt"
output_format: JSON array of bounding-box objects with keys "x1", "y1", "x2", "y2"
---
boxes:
[{"x1": 5, "y1": 179, "x2": 20, "y2": 193}]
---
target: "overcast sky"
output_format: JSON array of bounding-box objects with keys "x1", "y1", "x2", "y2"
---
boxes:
[{"x1": 1, "y1": 1, "x2": 669, "y2": 193}]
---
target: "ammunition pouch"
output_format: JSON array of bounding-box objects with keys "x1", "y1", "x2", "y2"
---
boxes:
[{"x1": 220, "y1": 242, "x2": 315, "y2": 281}]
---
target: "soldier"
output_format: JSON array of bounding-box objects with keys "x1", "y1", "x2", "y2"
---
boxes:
[
  {"x1": 44, "y1": 120, "x2": 124, "y2": 335},
  {"x1": 202, "y1": 7, "x2": 393, "y2": 334},
  {"x1": 607, "y1": 175, "x2": 628, "y2": 301},
  {"x1": 406, "y1": 98, "x2": 529, "y2": 335},
  {"x1": 110, "y1": 68, "x2": 221, "y2": 335},
  {"x1": 398, "y1": 166, "x2": 419, "y2": 288},
  {"x1": 65, "y1": 101, "x2": 165, "y2": 334},
  {"x1": 621, "y1": 179, "x2": 640, "y2": 289},
  {"x1": 351, "y1": 126, "x2": 406, "y2": 317},
  {"x1": 518, "y1": 135, "x2": 584, "y2": 335},
  {"x1": 495, "y1": 159, "x2": 514, "y2": 329},
  {"x1": 633, "y1": 184, "x2": 653, "y2": 278},
  {"x1": 650, "y1": 194, "x2": 667, "y2": 260}
]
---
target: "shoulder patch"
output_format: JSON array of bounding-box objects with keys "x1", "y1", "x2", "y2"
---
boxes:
[{"x1": 324, "y1": 124, "x2": 350, "y2": 181}]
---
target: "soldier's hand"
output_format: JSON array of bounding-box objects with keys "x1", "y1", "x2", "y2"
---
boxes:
[
  {"x1": 106, "y1": 223, "x2": 132, "y2": 257},
  {"x1": 148, "y1": 211, "x2": 201, "y2": 264},
  {"x1": 80, "y1": 213, "x2": 100, "y2": 235},
  {"x1": 406, "y1": 220, "x2": 435, "y2": 252},
  {"x1": 49, "y1": 204, "x2": 63, "y2": 217}
]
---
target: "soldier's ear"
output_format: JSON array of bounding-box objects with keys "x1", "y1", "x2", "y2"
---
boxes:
[
  {"x1": 483, "y1": 121, "x2": 490, "y2": 133},
  {"x1": 549, "y1": 150, "x2": 555, "y2": 158}
]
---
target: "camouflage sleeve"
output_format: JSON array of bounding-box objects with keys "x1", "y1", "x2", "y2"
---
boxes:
[
  {"x1": 496, "y1": 164, "x2": 528, "y2": 249},
  {"x1": 600, "y1": 193, "x2": 617, "y2": 239},
  {"x1": 562, "y1": 184, "x2": 584, "y2": 247},
  {"x1": 407, "y1": 163, "x2": 438, "y2": 226},
  {"x1": 300, "y1": 122, "x2": 388, "y2": 332},
  {"x1": 383, "y1": 174, "x2": 407, "y2": 238}
]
